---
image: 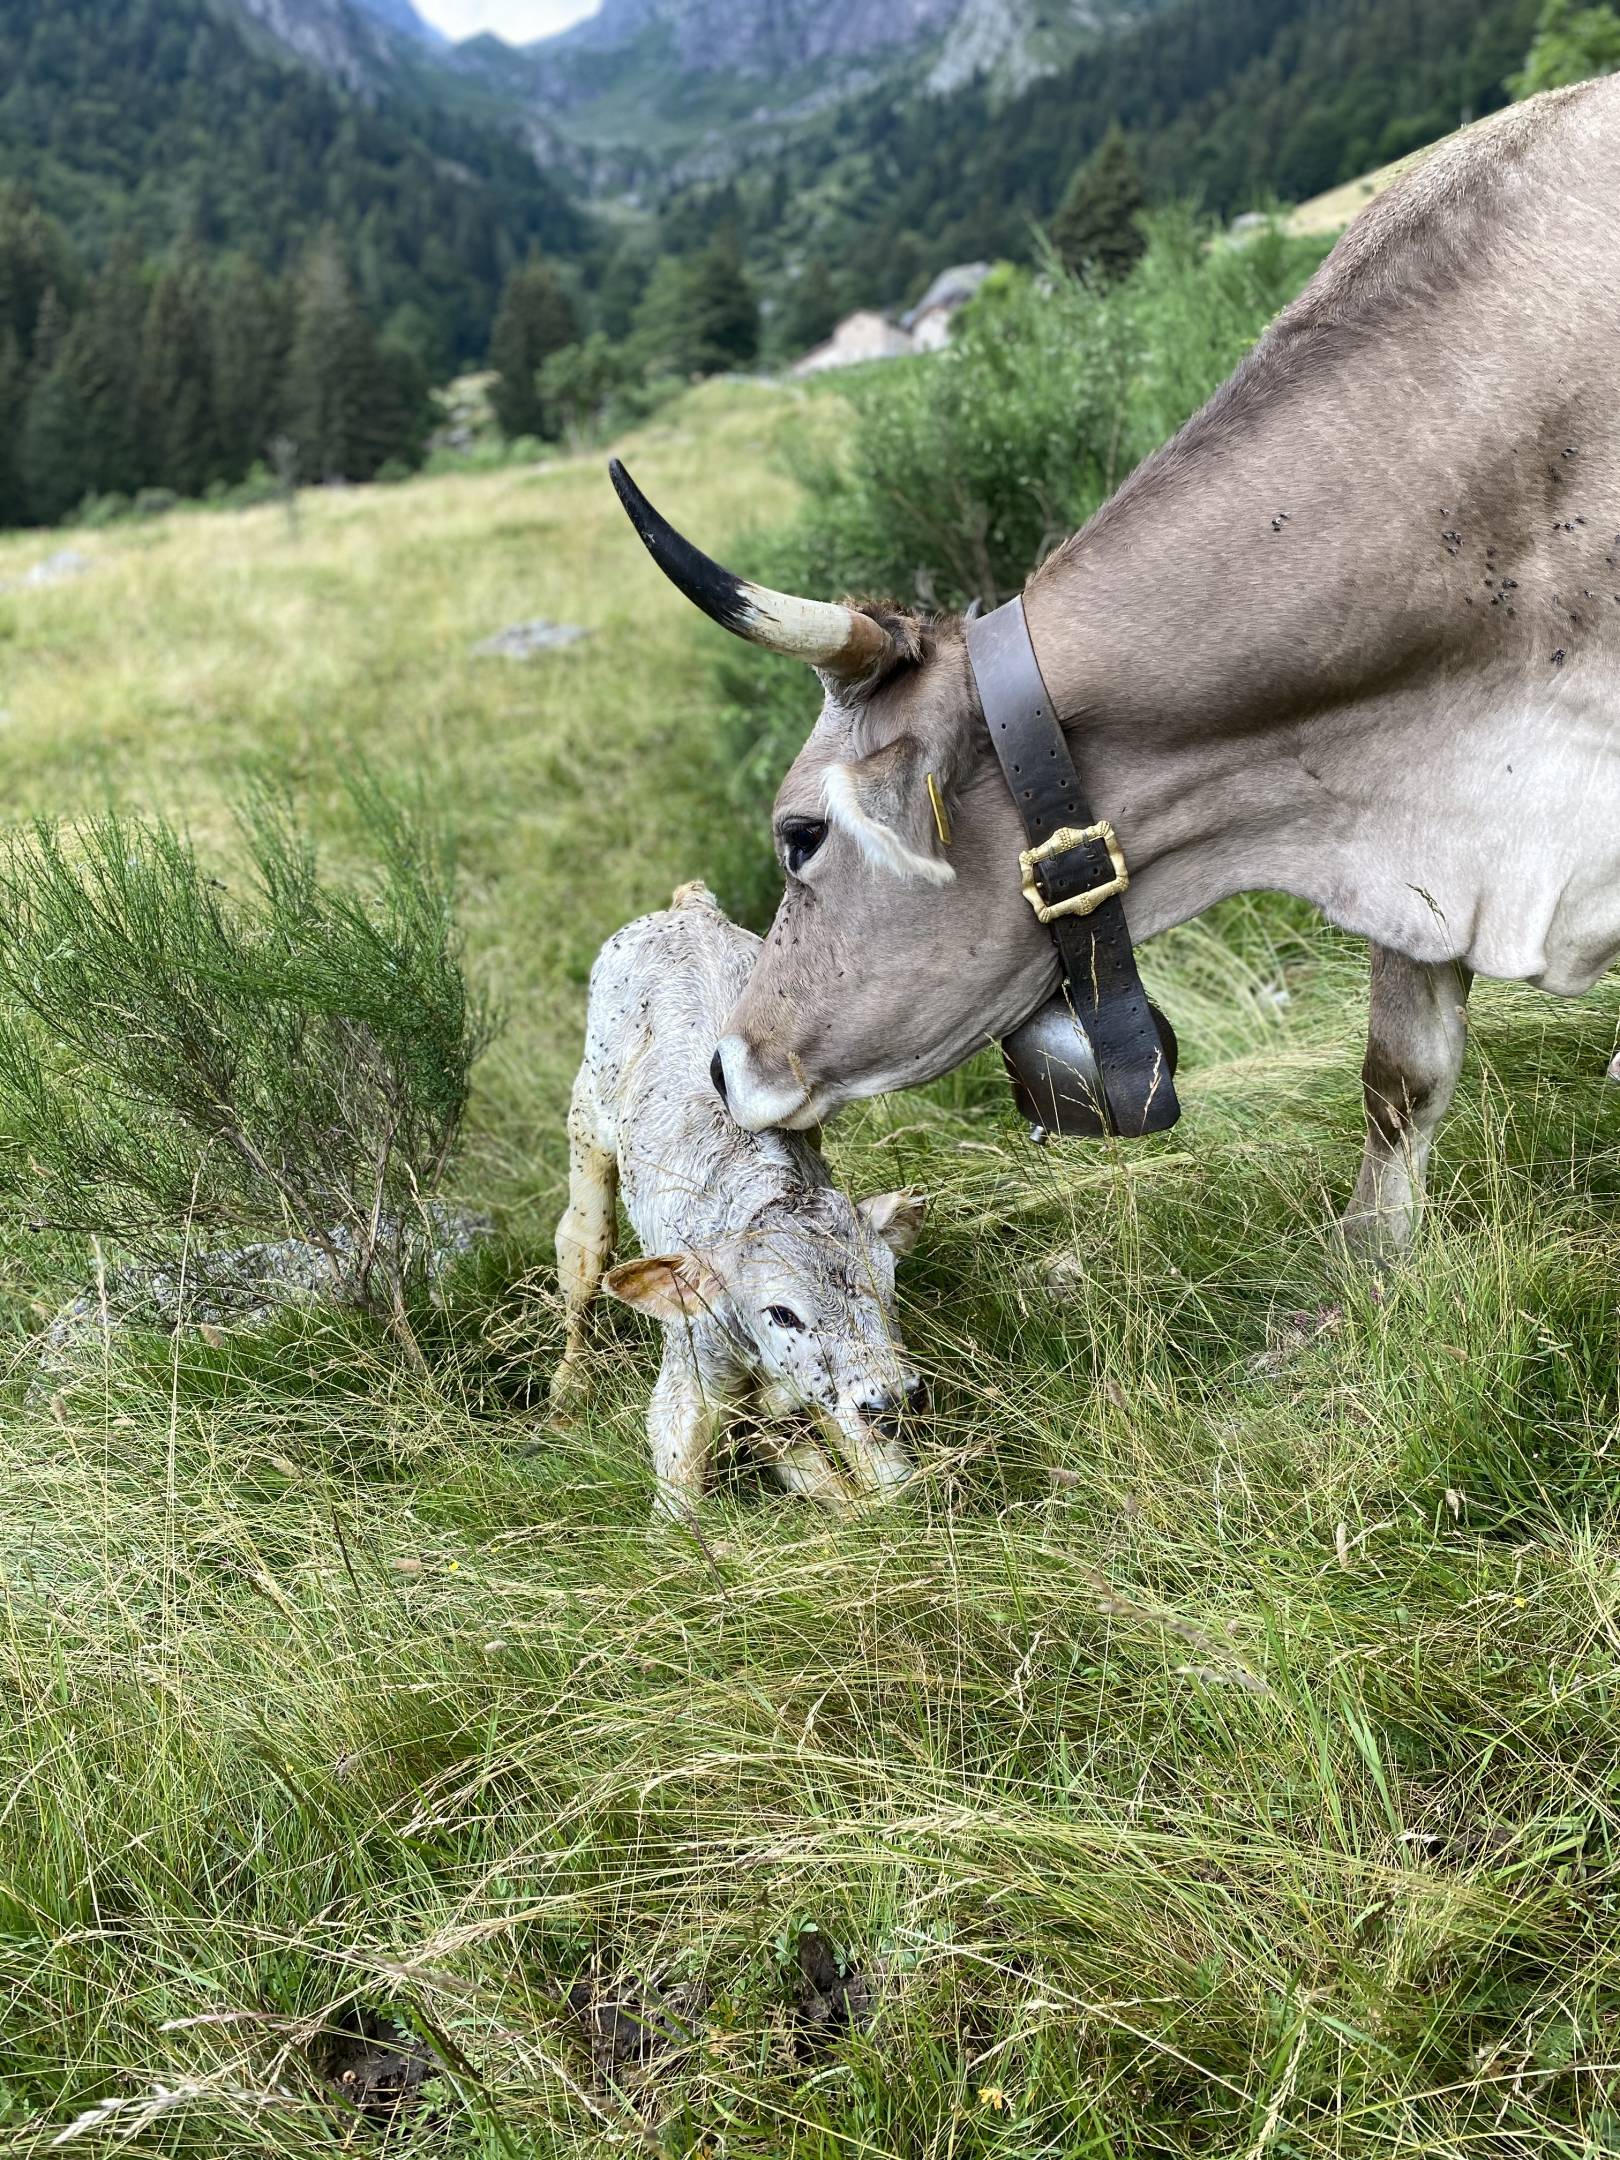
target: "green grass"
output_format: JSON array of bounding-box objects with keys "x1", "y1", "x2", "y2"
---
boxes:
[{"x1": 0, "y1": 381, "x2": 1617, "y2": 2155}]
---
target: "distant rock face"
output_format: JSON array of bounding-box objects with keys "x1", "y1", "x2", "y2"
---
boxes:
[
  {"x1": 533, "y1": 0, "x2": 964, "y2": 79},
  {"x1": 351, "y1": 0, "x2": 445, "y2": 43},
  {"x1": 928, "y1": 0, "x2": 1061, "y2": 95},
  {"x1": 231, "y1": 0, "x2": 414, "y2": 89},
  {"x1": 530, "y1": 0, "x2": 1156, "y2": 87}
]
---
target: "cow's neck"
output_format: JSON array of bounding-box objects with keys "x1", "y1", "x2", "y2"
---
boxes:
[{"x1": 1019, "y1": 386, "x2": 1473, "y2": 961}]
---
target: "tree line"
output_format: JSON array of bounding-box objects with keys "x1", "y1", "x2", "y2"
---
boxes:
[
  {"x1": 482, "y1": 225, "x2": 761, "y2": 445},
  {"x1": 3, "y1": 0, "x2": 1611, "y2": 526},
  {"x1": 0, "y1": 191, "x2": 432, "y2": 528},
  {"x1": 0, "y1": 0, "x2": 584, "y2": 378}
]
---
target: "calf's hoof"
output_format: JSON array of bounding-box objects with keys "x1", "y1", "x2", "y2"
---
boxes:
[{"x1": 548, "y1": 1355, "x2": 588, "y2": 1413}]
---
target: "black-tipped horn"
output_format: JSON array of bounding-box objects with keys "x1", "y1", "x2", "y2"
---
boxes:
[
  {"x1": 608, "y1": 458, "x2": 891, "y2": 678},
  {"x1": 609, "y1": 457, "x2": 757, "y2": 641}
]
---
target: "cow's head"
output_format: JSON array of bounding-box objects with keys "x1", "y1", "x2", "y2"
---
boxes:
[{"x1": 612, "y1": 462, "x2": 1058, "y2": 1129}]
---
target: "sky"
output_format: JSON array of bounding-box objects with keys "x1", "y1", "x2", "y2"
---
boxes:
[{"x1": 414, "y1": 0, "x2": 599, "y2": 42}]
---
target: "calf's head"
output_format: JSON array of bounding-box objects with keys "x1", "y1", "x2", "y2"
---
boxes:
[
  {"x1": 605, "y1": 1186, "x2": 927, "y2": 1492},
  {"x1": 611, "y1": 462, "x2": 1058, "y2": 1130}
]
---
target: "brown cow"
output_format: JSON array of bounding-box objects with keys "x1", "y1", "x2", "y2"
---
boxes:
[{"x1": 614, "y1": 82, "x2": 1620, "y2": 1259}]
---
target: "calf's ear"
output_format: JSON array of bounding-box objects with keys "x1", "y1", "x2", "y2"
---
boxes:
[
  {"x1": 858, "y1": 1187, "x2": 927, "y2": 1257},
  {"x1": 603, "y1": 1253, "x2": 724, "y2": 1320}
]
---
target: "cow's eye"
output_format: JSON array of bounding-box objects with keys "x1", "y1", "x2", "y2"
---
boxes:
[
  {"x1": 765, "y1": 1305, "x2": 806, "y2": 1332},
  {"x1": 779, "y1": 819, "x2": 827, "y2": 876}
]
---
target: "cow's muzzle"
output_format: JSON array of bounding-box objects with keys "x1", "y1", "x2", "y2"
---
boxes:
[{"x1": 710, "y1": 1034, "x2": 820, "y2": 1131}]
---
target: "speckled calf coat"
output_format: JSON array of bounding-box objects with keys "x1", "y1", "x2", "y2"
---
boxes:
[{"x1": 553, "y1": 884, "x2": 925, "y2": 1514}]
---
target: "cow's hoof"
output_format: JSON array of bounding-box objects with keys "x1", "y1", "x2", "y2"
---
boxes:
[{"x1": 1337, "y1": 1207, "x2": 1411, "y2": 1269}]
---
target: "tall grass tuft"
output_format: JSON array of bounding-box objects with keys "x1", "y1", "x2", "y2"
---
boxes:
[{"x1": 0, "y1": 773, "x2": 492, "y2": 1333}]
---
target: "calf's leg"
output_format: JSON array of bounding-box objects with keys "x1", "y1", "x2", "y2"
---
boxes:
[
  {"x1": 753, "y1": 1381, "x2": 850, "y2": 1506},
  {"x1": 551, "y1": 1076, "x2": 618, "y2": 1404},
  {"x1": 647, "y1": 1335, "x2": 736, "y2": 1517},
  {"x1": 769, "y1": 1437, "x2": 854, "y2": 1509},
  {"x1": 1340, "y1": 945, "x2": 1472, "y2": 1263}
]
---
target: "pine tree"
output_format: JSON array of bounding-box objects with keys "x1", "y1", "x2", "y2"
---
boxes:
[
  {"x1": 681, "y1": 230, "x2": 759, "y2": 374},
  {"x1": 597, "y1": 245, "x2": 651, "y2": 343},
  {"x1": 486, "y1": 254, "x2": 579, "y2": 440},
  {"x1": 18, "y1": 287, "x2": 89, "y2": 523},
  {"x1": 0, "y1": 330, "x2": 27, "y2": 528},
  {"x1": 14, "y1": 239, "x2": 148, "y2": 520},
  {"x1": 137, "y1": 245, "x2": 218, "y2": 500},
  {"x1": 78, "y1": 235, "x2": 148, "y2": 499},
  {"x1": 1050, "y1": 127, "x2": 1149, "y2": 286},
  {"x1": 630, "y1": 256, "x2": 699, "y2": 378},
  {"x1": 283, "y1": 235, "x2": 399, "y2": 485},
  {"x1": 780, "y1": 257, "x2": 840, "y2": 357},
  {"x1": 0, "y1": 186, "x2": 81, "y2": 363},
  {"x1": 210, "y1": 252, "x2": 289, "y2": 482}
]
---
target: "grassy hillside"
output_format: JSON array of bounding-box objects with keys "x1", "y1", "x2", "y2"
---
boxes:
[{"x1": 0, "y1": 381, "x2": 1617, "y2": 2154}]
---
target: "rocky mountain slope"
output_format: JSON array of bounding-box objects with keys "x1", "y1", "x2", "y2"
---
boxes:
[
  {"x1": 527, "y1": 0, "x2": 1157, "y2": 123},
  {"x1": 210, "y1": 0, "x2": 1169, "y2": 193},
  {"x1": 446, "y1": 0, "x2": 1166, "y2": 190},
  {"x1": 231, "y1": 0, "x2": 414, "y2": 89},
  {"x1": 354, "y1": 0, "x2": 445, "y2": 41}
]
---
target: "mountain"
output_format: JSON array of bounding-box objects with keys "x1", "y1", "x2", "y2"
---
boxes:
[
  {"x1": 528, "y1": 0, "x2": 1161, "y2": 89},
  {"x1": 498, "y1": 0, "x2": 1169, "y2": 184},
  {"x1": 231, "y1": 0, "x2": 420, "y2": 89},
  {"x1": 0, "y1": 0, "x2": 586, "y2": 368},
  {"x1": 354, "y1": 0, "x2": 447, "y2": 42},
  {"x1": 733, "y1": 0, "x2": 1538, "y2": 296}
]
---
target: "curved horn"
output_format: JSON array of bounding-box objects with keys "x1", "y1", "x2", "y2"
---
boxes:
[{"x1": 609, "y1": 458, "x2": 891, "y2": 679}]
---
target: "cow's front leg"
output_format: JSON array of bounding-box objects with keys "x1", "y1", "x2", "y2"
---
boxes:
[{"x1": 1340, "y1": 944, "x2": 1472, "y2": 1263}]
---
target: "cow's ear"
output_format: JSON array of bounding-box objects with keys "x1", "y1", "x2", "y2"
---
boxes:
[
  {"x1": 822, "y1": 736, "x2": 955, "y2": 887},
  {"x1": 603, "y1": 1253, "x2": 723, "y2": 1319},
  {"x1": 859, "y1": 1187, "x2": 927, "y2": 1257}
]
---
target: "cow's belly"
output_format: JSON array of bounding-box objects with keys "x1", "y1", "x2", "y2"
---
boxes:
[{"x1": 1321, "y1": 690, "x2": 1620, "y2": 996}]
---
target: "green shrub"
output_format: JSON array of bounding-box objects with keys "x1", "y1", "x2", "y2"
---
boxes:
[
  {"x1": 218, "y1": 460, "x2": 284, "y2": 510},
  {"x1": 779, "y1": 216, "x2": 1331, "y2": 616},
  {"x1": 71, "y1": 490, "x2": 133, "y2": 529},
  {"x1": 0, "y1": 776, "x2": 492, "y2": 1335}
]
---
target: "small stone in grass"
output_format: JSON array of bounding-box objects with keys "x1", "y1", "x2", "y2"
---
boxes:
[{"x1": 471, "y1": 619, "x2": 589, "y2": 660}]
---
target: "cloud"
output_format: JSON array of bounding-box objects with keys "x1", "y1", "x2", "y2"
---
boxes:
[{"x1": 414, "y1": 0, "x2": 599, "y2": 42}]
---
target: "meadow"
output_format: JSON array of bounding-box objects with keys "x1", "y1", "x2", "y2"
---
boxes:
[{"x1": 0, "y1": 372, "x2": 1617, "y2": 2157}]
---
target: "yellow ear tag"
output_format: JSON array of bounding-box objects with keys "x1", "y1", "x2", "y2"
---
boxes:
[{"x1": 926, "y1": 772, "x2": 953, "y2": 848}]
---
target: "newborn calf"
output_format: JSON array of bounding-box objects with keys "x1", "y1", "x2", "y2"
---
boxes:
[{"x1": 554, "y1": 882, "x2": 926, "y2": 1514}]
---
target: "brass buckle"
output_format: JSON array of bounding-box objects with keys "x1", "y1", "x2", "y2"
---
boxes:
[{"x1": 1018, "y1": 823, "x2": 1129, "y2": 924}]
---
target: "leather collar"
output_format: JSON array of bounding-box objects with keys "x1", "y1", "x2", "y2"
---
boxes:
[{"x1": 964, "y1": 594, "x2": 1180, "y2": 1138}]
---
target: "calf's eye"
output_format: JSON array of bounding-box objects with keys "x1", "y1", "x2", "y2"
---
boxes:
[
  {"x1": 765, "y1": 1305, "x2": 806, "y2": 1332},
  {"x1": 780, "y1": 819, "x2": 827, "y2": 876}
]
